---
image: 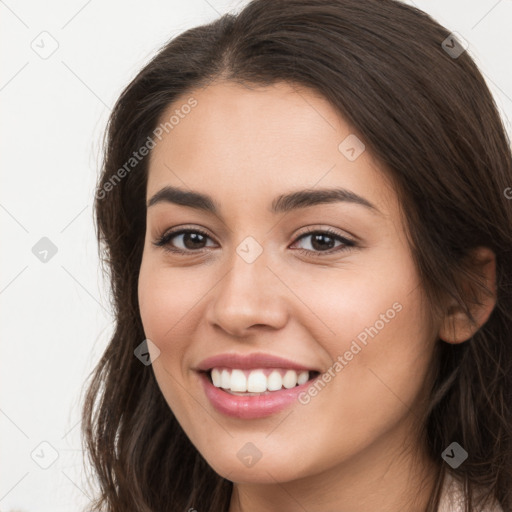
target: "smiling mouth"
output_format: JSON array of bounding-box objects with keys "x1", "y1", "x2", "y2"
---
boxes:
[{"x1": 202, "y1": 367, "x2": 321, "y2": 395}]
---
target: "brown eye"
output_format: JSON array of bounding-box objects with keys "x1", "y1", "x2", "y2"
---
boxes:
[
  {"x1": 153, "y1": 228, "x2": 216, "y2": 254},
  {"x1": 291, "y1": 228, "x2": 356, "y2": 257}
]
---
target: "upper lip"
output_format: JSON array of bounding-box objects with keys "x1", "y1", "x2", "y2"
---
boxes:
[{"x1": 196, "y1": 352, "x2": 320, "y2": 373}]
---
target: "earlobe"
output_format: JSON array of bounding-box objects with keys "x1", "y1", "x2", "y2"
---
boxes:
[{"x1": 438, "y1": 247, "x2": 497, "y2": 344}]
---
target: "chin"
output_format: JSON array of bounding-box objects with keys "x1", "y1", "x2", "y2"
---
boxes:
[{"x1": 202, "y1": 448, "x2": 311, "y2": 484}]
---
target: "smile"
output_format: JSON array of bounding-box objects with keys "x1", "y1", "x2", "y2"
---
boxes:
[
  {"x1": 195, "y1": 352, "x2": 322, "y2": 418},
  {"x1": 198, "y1": 368, "x2": 321, "y2": 419},
  {"x1": 209, "y1": 367, "x2": 318, "y2": 394}
]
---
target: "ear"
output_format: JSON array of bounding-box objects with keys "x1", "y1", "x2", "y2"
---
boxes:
[{"x1": 438, "y1": 246, "x2": 497, "y2": 344}]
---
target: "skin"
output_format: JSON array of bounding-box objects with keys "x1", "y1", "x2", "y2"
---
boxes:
[{"x1": 137, "y1": 80, "x2": 495, "y2": 511}]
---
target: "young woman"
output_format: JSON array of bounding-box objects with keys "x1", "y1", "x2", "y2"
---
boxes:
[{"x1": 82, "y1": 0, "x2": 512, "y2": 510}]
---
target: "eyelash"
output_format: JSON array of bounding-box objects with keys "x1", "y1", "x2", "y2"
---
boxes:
[{"x1": 152, "y1": 225, "x2": 356, "y2": 258}]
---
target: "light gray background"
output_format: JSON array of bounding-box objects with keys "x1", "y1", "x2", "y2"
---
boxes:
[{"x1": 1, "y1": 1, "x2": 511, "y2": 510}]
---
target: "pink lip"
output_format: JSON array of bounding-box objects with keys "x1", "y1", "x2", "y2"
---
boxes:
[
  {"x1": 196, "y1": 352, "x2": 319, "y2": 372},
  {"x1": 198, "y1": 371, "x2": 319, "y2": 419}
]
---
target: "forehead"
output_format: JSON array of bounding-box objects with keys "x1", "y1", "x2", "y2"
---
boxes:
[{"x1": 146, "y1": 80, "x2": 396, "y2": 217}]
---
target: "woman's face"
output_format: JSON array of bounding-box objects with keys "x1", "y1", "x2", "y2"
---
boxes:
[{"x1": 138, "y1": 80, "x2": 438, "y2": 484}]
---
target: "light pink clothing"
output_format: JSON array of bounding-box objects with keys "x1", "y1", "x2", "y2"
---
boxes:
[{"x1": 438, "y1": 472, "x2": 503, "y2": 512}]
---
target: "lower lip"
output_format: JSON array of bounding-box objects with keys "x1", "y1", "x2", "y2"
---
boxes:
[{"x1": 198, "y1": 371, "x2": 318, "y2": 419}]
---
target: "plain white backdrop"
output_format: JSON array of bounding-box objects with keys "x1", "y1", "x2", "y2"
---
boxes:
[{"x1": 1, "y1": 1, "x2": 511, "y2": 510}]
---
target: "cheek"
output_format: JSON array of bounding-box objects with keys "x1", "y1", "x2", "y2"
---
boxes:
[
  {"x1": 137, "y1": 252, "x2": 226, "y2": 403},
  {"x1": 137, "y1": 259, "x2": 205, "y2": 425},
  {"x1": 289, "y1": 255, "x2": 435, "y2": 423},
  {"x1": 137, "y1": 257, "x2": 200, "y2": 403},
  {"x1": 138, "y1": 254, "x2": 207, "y2": 342},
  {"x1": 286, "y1": 257, "x2": 420, "y2": 353}
]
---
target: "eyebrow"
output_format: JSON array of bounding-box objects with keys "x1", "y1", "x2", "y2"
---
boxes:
[{"x1": 147, "y1": 185, "x2": 381, "y2": 215}]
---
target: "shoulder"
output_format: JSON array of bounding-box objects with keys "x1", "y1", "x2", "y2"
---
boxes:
[{"x1": 438, "y1": 472, "x2": 504, "y2": 512}]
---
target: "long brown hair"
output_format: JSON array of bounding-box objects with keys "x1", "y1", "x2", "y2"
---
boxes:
[{"x1": 82, "y1": 0, "x2": 512, "y2": 510}]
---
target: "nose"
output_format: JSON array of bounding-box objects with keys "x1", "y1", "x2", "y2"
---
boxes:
[{"x1": 205, "y1": 245, "x2": 289, "y2": 338}]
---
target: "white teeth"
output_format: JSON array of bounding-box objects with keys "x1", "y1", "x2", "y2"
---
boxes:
[
  {"x1": 209, "y1": 368, "x2": 312, "y2": 393},
  {"x1": 283, "y1": 369, "x2": 298, "y2": 389},
  {"x1": 247, "y1": 370, "x2": 267, "y2": 392},
  {"x1": 221, "y1": 369, "x2": 230, "y2": 389},
  {"x1": 230, "y1": 369, "x2": 247, "y2": 392},
  {"x1": 297, "y1": 370, "x2": 309, "y2": 385},
  {"x1": 267, "y1": 370, "x2": 283, "y2": 391},
  {"x1": 211, "y1": 368, "x2": 221, "y2": 387}
]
